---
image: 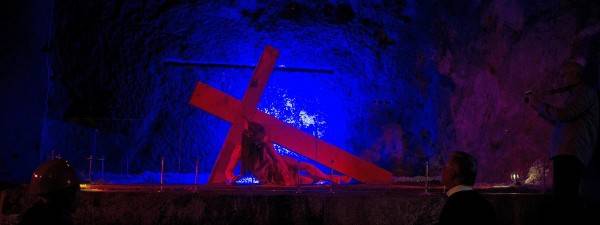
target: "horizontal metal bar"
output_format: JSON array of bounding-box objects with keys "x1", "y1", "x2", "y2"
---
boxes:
[
  {"x1": 67, "y1": 117, "x2": 144, "y2": 121},
  {"x1": 163, "y1": 58, "x2": 334, "y2": 74}
]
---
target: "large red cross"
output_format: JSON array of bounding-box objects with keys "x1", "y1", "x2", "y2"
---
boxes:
[{"x1": 189, "y1": 46, "x2": 392, "y2": 184}]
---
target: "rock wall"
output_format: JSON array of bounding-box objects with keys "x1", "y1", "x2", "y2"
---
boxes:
[{"x1": 5, "y1": 0, "x2": 597, "y2": 183}]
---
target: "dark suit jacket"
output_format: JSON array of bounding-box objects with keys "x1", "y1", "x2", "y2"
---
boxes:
[
  {"x1": 438, "y1": 190, "x2": 496, "y2": 225},
  {"x1": 18, "y1": 201, "x2": 73, "y2": 225}
]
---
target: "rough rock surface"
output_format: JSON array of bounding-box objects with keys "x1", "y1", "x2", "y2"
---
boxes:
[{"x1": 32, "y1": 0, "x2": 600, "y2": 183}]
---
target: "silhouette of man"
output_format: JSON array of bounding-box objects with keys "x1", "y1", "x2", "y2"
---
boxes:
[
  {"x1": 18, "y1": 159, "x2": 80, "y2": 225},
  {"x1": 527, "y1": 57, "x2": 598, "y2": 224},
  {"x1": 437, "y1": 151, "x2": 496, "y2": 225}
]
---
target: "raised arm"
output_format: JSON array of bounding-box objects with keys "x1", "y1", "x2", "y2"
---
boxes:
[
  {"x1": 225, "y1": 144, "x2": 241, "y2": 184},
  {"x1": 533, "y1": 87, "x2": 596, "y2": 123}
]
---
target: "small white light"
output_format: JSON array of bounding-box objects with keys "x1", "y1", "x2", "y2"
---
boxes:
[{"x1": 510, "y1": 172, "x2": 520, "y2": 184}]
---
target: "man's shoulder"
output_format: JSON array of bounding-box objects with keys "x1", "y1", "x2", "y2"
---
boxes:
[
  {"x1": 442, "y1": 190, "x2": 496, "y2": 224},
  {"x1": 19, "y1": 202, "x2": 51, "y2": 225},
  {"x1": 19, "y1": 201, "x2": 71, "y2": 225},
  {"x1": 448, "y1": 190, "x2": 481, "y2": 199},
  {"x1": 448, "y1": 190, "x2": 493, "y2": 208}
]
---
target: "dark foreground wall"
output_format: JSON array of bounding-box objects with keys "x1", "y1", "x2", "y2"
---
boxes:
[
  {"x1": 2, "y1": 187, "x2": 550, "y2": 225},
  {"x1": 0, "y1": 0, "x2": 53, "y2": 182}
]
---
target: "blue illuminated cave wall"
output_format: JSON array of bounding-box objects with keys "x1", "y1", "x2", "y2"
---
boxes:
[
  {"x1": 5, "y1": 0, "x2": 596, "y2": 184},
  {"x1": 37, "y1": 0, "x2": 452, "y2": 184},
  {"x1": 175, "y1": 0, "x2": 454, "y2": 178}
]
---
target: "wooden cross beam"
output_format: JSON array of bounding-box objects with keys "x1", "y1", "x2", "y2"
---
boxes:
[{"x1": 189, "y1": 46, "x2": 393, "y2": 184}]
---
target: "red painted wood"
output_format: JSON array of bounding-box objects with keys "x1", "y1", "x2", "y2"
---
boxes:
[
  {"x1": 190, "y1": 82, "x2": 393, "y2": 184},
  {"x1": 206, "y1": 46, "x2": 279, "y2": 183}
]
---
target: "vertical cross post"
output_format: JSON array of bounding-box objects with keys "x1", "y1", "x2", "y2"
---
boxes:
[{"x1": 207, "y1": 46, "x2": 280, "y2": 184}]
